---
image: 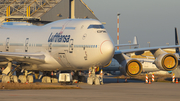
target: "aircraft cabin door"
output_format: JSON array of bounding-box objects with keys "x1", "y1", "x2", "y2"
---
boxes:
[
  {"x1": 48, "y1": 43, "x2": 52, "y2": 52},
  {"x1": 69, "y1": 39, "x2": 74, "y2": 53},
  {"x1": 6, "y1": 37, "x2": 10, "y2": 51},
  {"x1": 58, "y1": 53, "x2": 71, "y2": 67},
  {"x1": 25, "y1": 38, "x2": 29, "y2": 52}
]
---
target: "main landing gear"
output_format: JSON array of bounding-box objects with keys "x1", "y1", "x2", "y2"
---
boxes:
[{"x1": 1, "y1": 62, "x2": 34, "y2": 83}]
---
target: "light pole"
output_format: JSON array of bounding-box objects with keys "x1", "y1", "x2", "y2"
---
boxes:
[
  {"x1": 166, "y1": 43, "x2": 169, "y2": 46},
  {"x1": 147, "y1": 42, "x2": 150, "y2": 47},
  {"x1": 117, "y1": 13, "x2": 120, "y2": 50},
  {"x1": 128, "y1": 41, "x2": 131, "y2": 49}
]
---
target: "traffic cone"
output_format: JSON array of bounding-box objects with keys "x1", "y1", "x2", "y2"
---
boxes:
[
  {"x1": 145, "y1": 74, "x2": 148, "y2": 84},
  {"x1": 74, "y1": 80, "x2": 78, "y2": 83},
  {"x1": 125, "y1": 76, "x2": 127, "y2": 83},
  {"x1": 176, "y1": 78, "x2": 178, "y2": 84},
  {"x1": 88, "y1": 70, "x2": 91, "y2": 77},
  {"x1": 149, "y1": 79, "x2": 151, "y2": 84},
  {"x1": 152, "y1": 73, "x2": 154, "y2": 82},
  {"x1": 71, "y1": 72, "x2": 74, "y2": 76},
  {"x1": 172, "y1": 73, "x2": 175, "y2": 83},
  {"x1": 79, "y1": 71, "x2": 82, "y2": 75},
  {"x1": 100, "y1": 69, "x2": 103, "y2": 76},
  {"x1": 26, "y1": 80, "x2": 28, "y2": 84}
]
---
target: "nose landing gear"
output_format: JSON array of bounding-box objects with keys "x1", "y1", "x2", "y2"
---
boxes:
[{"x1": 87, "y1": 67, "x2": 103, "y2": 85}]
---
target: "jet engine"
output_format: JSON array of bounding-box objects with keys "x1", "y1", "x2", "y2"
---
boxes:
[
  {"x1": 154, "y1": 53, "x2": 178, "y2": 71},
  {"x1": 103, "y1": 60, "x2": 112, "y2": 68},
  {"x1": 119, "y1": 59, "x2": 142, "y2": 76}
]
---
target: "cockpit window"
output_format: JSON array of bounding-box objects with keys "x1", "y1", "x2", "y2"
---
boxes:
[{"x1": 87, "y1": 25, "x2": 105, "y2": 29}]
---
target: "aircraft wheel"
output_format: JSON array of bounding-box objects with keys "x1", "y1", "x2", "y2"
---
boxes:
[
  {"x1": 11, "y1": 75, "x2": 18, "y2": 83},
  {"x1": 27, "y1": 75, "x2": 34, "y2": 83},
  {"x1": 95, "y1": 77, "x2": 100, "y2": 85},
  {"x1": 18, "y1": 75, "x2": 27, "y2": 83},
  {"x1": 42, "y1": 76, "x2": 51, "y2": 83},
  {"x1": 87, "y1": 77, "x2": 93, "y2": 85},
  {"x1": 2, "y1": 75, "x2": 10, "y2": 83},
  {"x1": 51, "y1": 76, "x2": 58, "y2": 83}
]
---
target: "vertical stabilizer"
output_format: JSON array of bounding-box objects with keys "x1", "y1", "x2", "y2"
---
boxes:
[
  {"x1": 133, "y1": 36, "x2": 138, "y2": 45},
  {"x1": 175, "y1": 27, "x2": 180, "y2": 53}
]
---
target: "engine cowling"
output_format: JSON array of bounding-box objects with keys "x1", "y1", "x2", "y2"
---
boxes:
[
  {"x1": 119, "y1": 59, "x2": 142, "y2": 76},
  {"x1": 103, "y1": 60, "x2": 112, "y2": 68},
  {"x1": 154, "y1": 53, "x2": 178, "y2": 71}
]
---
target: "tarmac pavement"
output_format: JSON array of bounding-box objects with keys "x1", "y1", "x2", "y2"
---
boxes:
[{"x1": 0, "y1": 76, "x2": 180, "y2": 101}]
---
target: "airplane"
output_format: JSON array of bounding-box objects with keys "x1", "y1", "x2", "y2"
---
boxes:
[
  {"x1": 172, "y1": 27, "x2": 180, "y2": 77},
  {"x1": 0, "y1": 19, "x2": 179, "y2": 85},
  {"x1": 103, "y1": 38, "x2": 173, "y2": 76},
  {"x1": 175, "y1": 27, "x2": 180, "y2": 57}
]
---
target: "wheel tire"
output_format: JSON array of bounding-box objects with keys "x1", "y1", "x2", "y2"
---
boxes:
[
  {"x1": 95, "y1": 77, "x2": 100, "y2": 85},
  {"x1": 2, "y1": 75, "x2": 10, "y2": 83},
  {"x1": 42, "y1": 76, "x2": 51, "y2": 83},
  {"x1": 11, "y1": 75, "x2": 18, "y2": 83},
  {"x1": 27, "y1": 75, "x2": 34, "y2": 83},
  {"x1": 18, "y1": 75, "x2": 27, "y2": 83},
  {"x1": 87, "y1": 77, "x2": 93, "y2": 85}
]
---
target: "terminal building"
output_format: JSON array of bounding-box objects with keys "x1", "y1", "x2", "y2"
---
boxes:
[{"x1": 0, "y1": 0, "x2": 98, "y2": 25}]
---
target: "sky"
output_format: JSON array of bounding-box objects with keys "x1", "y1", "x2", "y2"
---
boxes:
[{"x1": 83, "y1": 0, "x2": 180, "y2": 48}]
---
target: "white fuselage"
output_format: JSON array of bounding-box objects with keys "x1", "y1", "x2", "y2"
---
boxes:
[{"x1": 0, "y1": 19, "x2": 115, "y2": 71}]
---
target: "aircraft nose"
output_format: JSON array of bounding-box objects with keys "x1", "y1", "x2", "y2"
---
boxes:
[{"x1": 100, "y1": 40, "x2": 115, "y2": 56}]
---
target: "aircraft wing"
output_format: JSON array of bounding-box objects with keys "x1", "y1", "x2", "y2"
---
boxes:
[
  {"x1": 0, "y1": 52, "x2": 45, "y2": 64},
  {"x1": 115, "y1": 36, "x2": 138, "y2": 47},
  {"x1": 114, "y1": 45, "x2": 180, "y2": 54}
]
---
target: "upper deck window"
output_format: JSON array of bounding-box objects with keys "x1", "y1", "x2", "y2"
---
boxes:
[{"x1": 87, "y1": 25, "x2": 105, "y2": 29}]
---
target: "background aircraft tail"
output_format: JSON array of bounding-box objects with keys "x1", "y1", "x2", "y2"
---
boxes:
[
  {"x1": 175, "y1": 27, "x2": 180, "y2": 53},
  {"x1": 172, "y1": 27, "x2": 180, "y2": 77}
]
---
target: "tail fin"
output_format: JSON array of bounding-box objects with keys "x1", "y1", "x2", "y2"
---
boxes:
[{"x1": 175, "y1": 27, "x2": 180, "y2": 53}]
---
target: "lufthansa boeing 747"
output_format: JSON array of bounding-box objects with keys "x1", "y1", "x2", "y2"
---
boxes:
[{"x1": 0, "y1": 19, "x2": 179, "y2": 84}]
